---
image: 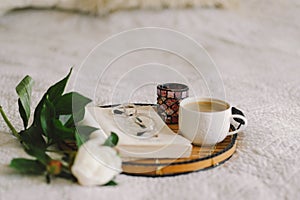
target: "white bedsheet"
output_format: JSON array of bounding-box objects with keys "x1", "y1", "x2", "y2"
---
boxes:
[{"x1": 0, "y1": 0, "x2": 299, "y2": 199}]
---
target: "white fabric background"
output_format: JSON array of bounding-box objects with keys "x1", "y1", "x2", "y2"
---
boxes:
[{"x1": 0, "y1": 0, "x2": 299, "y2": 199}]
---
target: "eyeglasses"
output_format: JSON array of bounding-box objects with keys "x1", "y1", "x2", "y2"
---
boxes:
[{"x1": 112, "y1": 104, "x2": 157, "y2": 139}]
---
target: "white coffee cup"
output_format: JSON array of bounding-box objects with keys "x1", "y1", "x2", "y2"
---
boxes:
[{"x1": 179, "y1": 97, "x2": 248, "y2": 146}]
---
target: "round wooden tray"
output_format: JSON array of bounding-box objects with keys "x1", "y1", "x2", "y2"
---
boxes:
[
  {"x1": 118, "y1": 104, "x2": 238, "y2": 177},
  {"x1": 62, "y1": 104, "x2": 237, "y2": 177}
]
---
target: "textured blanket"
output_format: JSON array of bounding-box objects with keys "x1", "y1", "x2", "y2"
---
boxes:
[
  {"x1": 0, "y1": 0, "x2": 238, "y2": 15},
  {"x1": 0, "y1": 0, "x2": 299, "y2": 199}
]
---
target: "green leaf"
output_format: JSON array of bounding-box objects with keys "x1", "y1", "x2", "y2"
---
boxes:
[
  {"x1": 75, "y1": 126, "x2": 98, "y2": 148},
  {"x1": 104, "y1": 180, "x2": 118, "y2": 186},
  {"x1": 33, "y1": 69, "x2": 72, "y2": 128},
  {"x1": 73, "y1": 108, "x2": 86, "y2": 123},
  {"x1": 40, "y1": 96, "x2": 56, "y2": 139},
  {"x1": 54, "y1": 92, "x2": 92, "y2": 116},
  {"x1": 75, "y1": 132, "x2": 84, "y2": 148},
  {"x1": 18, "y1": 99, "x2": 28, "y2": 129},
  {"x1": 24, "y1": 145, "x2": 51, "y2": 165},
  {"x1": 32, "y1": 96, "x2": 46, "y2": 128},
  {"x1": 64, "y1": 108, "x2": 85, "y2": 128},
  {"x1": 103, "y1": 132, "x2": 119, "y2": 147},
  {"x1": 47, "y1": 68, "x2": 72, "y2": 102},
  {"x1": 10, "y1": 158, "x2": 45, "y2": 175},
  {"x1": 16, "y1": 75, "x2": 34, "y2": 128},
  {"x1": 19, "y1": 126, "x2": 46, "y2": 150},
  {"x1": 76, "y1": 125, "x2": 98, "y2": 136},
  {"x1": 52, "y1": 119, "x2": 75, "y2": 141}
]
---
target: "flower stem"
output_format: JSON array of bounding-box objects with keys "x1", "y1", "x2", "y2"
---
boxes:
[{"x1": 0, "y1": 105, "x2": 19, "y2": 139}]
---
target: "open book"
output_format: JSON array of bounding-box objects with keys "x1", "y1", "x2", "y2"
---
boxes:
[{"x1": 85, "y1": 106, "x2": 192, "y2": 159}]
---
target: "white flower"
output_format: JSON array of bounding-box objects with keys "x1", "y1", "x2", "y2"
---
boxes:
[{"x1": 71, "y1": 139, "x2": 122, "y2": 186}]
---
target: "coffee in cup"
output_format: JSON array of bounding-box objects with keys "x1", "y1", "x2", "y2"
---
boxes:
[{"x1": 179, "y1": 97, "x2": 247, "y2": 146}]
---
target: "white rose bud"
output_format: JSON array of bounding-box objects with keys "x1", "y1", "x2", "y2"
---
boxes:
[{"x1": 71, "y1": 139, "x2": 122, "y2": 186}]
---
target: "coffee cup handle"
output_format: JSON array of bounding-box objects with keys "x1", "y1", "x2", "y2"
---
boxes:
[{"x1": 228, "y1": 114, "x2": 248, "y2": 135}]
